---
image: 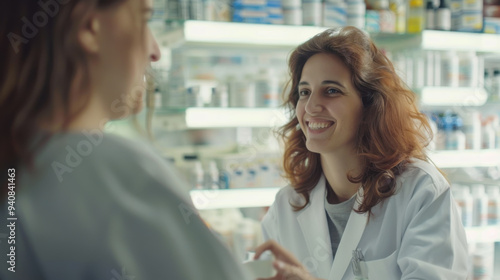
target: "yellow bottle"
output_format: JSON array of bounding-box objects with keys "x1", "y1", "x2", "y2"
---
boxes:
[{"x1": 407, "y1": 0, "x2": 424, "y2": 33}]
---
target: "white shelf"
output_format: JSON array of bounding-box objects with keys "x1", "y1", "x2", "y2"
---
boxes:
[
  {"x1": 420, "y1": 87, "x2": 488, "y2": 107},
  {"x1": 155, "y1": 107, "x2": 289, "y2": 129},
  {"x1": 159, "y1": 21, "x2": 500, "y2": 52},
  {"x1": 465, "y1": 226, "x2": 500, "y2": 243},
  {"x1": 428, "y1": 149, "x2": 500, "y2": 168},
  {"x1": 190, "y1": 187, "x2": 281, "y2": 210},
  {"x1": 185, "y1": 107, "x2": 288, "y2": 128},
  {"x1": 422, "y1": 30, "x2": 500, "y2": 53},
  {"x1": 183, "y1": 20, "x2": 327, "y2": 47}
]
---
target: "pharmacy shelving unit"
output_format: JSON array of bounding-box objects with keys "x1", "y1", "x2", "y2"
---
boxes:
[
  {"x1": 152, "y1": 21, "x2": 500, "y2": 244},
  {"x1": 188, "y1": 149, "x2": 500, "y2": 209},
  {"x1": 153, "y1": 107, "x2": 289, "y2": 130},
  {"x1": 155, "y1": 20, "x2": 500, "y2": 52},
  {"x1": 189, "y1": 146, "x2": 500, "y2": 209}
]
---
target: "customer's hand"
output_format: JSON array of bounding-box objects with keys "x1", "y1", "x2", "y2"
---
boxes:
[{"x1": 254, "y1": 240, "x2": 324, "y2": 280}]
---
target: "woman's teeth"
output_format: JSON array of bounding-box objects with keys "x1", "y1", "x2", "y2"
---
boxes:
[{"x1": 308, "y1": 122, "x2": 333, "y2": 130}]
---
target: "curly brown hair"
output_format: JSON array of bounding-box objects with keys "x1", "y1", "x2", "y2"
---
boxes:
[{"x1": 278, "y1": 26, "x2": 434, "y2": 214}]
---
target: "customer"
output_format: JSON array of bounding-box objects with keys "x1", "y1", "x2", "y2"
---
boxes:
[
  {"x1": 0, "y1": 0, "x2": 250, "y2": 279},
  {"x1": 254, "y1": 26, "x2": 468, "y2": 280}
]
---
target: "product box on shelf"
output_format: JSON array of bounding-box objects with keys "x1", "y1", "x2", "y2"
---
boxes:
[{"x1": 484, "y1": 17, "x2": 500, "y2": 33}]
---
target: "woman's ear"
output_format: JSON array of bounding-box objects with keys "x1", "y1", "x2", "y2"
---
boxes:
[{"x1": 76, "y1": 4, "x2": 101, "y2": 54}]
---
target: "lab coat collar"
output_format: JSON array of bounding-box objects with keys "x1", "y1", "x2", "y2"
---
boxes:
[
  {"x1": 296, "y1": 174, "x2": 334, "y2": 278},
  {"x1": 296, "y1": 174, "x2": 368, "y2": 280}
]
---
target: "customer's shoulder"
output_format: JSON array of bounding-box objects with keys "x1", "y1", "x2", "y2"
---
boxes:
[
  {"x1": 95, "y1": 133, "x2": 159, "y2": 159},
  {"x1": 39, "y1": 131, "x2": 175, "y2": 185},
  {"x1": 64, "y1": 131, "x2": 165, "y2": 168}
]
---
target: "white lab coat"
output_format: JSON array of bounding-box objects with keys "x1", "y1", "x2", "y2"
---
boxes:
[{"x1": 261, "y1": 158, "x2": 468, "y2": 280}]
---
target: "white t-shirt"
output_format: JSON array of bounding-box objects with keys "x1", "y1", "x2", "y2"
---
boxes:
[{"x1": 0, "y1": 131, "x2": 250, "y2": 280}]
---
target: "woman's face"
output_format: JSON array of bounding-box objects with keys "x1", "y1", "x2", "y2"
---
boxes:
[
  {"x1": 93, "y1": 0, "x2": 160, "y2": 118},
  {"x1": 295, "y1": 53, "x2": 363, "y2": 156}
]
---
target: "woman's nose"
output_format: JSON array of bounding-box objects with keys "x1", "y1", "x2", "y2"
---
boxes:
[
  {"x1": 304, "y1": 91, "x2": 322, "y2": 114},
  {"x1": 150, "y1": 35, "x2": 161, "y2": 62}
]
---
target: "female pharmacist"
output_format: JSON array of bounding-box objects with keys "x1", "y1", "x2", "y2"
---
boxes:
[
  {"x1": 254, "y1": 26, "x2": 468, "y2": 280},
  {"x1": 0, "y1": 1, "x2": 250, "y2": 279}
]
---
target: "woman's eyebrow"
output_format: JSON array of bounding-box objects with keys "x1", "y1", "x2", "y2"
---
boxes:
[
  {"x1": 322, "y1": 80, "x2": 346, "y2": 89},
  {"x1": 298, "y1": 80, "x2": 346, "y2": 89}
]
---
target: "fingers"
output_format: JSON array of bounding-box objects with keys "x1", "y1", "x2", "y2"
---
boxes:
[
  {"x1": 272, "y1": 261, "x2": 315, "y2": 280},
  {"x1": 255, "y1": 240, "x2": 303, "y2": 268},
  {"x1": 254, "y1": 240, "x2": 275, "y2": 260}
]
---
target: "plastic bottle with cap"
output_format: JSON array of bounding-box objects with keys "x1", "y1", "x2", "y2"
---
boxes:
[
  {"x1": 492, "y1": 69, "x2": 500, "y2": 102},
  {"x1": 462, "y1": 111, "x2": 482, "y2": 150},
  {"x1": 186, "y1": 86, "x2": 204, "y2": 107},
  {"x1": 376, "y1": 0, "x2": 396, "y2": 32},
  {"x1": 471, "y1": 184, "x2": 488, "y2": 227},
  {"x1": 435, "y1": 0, "x2": 451, "y2": 30},
  {"x1": 389, "y1": 0, "x2": 406, "y2": 33},
  {"x1": 183, "y1": 154, "x2": 205, "y2": 189},
  {"x1": 481, "y1": 118, "x2": 496, "y2": 150},
  {"x1": 492, "y1": 115, "x2": 500, "y2": 149},
  {"x1": 205, "y1": 160, "x2": 220, "y2": 189},
  {"x1": 449, "y1": 115, "x2": 466, "y2": 150},
  {"x1": 323, "y1": 0, "x2": 347, "y2": 27},
  {"x1": 346, "y1": 0, "x2": 366, "y2": 29},
  {"x1": 458, "y1": 51, "x2": 479, "y2": 88},
  {"x1": 254, "y1": 68, "x2": 279, "y2": 108},
  {"x1": 440, "y1": 50, "x2": 459, "y2": 87},
  {"x1": 425, "y1": 0, "x2": 435, "y2": 29},
  {"x1": 473, "y1": 242, "x2": 494, "y2": 280},
  {"x1": 233, "y1": 219, "x2": 257, "y2": 261},
  {"x1": 454, "y1": 185, "x2": 473, "y2": 227},
  {"x1": 441, "y1": 114, "x2": 454, "y2": 150},
  {"x1": 210, "y1": 85, "x2": 229, "y2": 107},
  {"x1": 486, "y1": 185, "x2": 500, "y2": 225},
  {"x1": 407, "y1": 0, "x2": 425, "y2": 33}
]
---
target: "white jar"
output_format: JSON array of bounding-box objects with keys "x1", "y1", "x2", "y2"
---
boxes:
[
  {"x1": 458, "y1": 51, "x2": 479, "y2": 87},
  {"x1": 440, "y1": 50, "x2": 459, "y2": 87},
  {"x1": 454, "y1": 185, "x2": 473, "y2": 227},
  {"x1": 254, "y1": 69, "x2": 280, "y2": 108},
  {"x1": 486, "y1": 186, "x2": 500, "y2": 225},
  {"x1": 227, "y1": 75, "x2": 256, "y2": 108},
  {"x1": 471, "y1": 184, "x2": 488, "y2": 227},
  {"x1": 462, "y1": 111, "x2": 482, "y2": 150},
  {"x1": 302, "y1": 0, "x2": 323, "y2": 26}
]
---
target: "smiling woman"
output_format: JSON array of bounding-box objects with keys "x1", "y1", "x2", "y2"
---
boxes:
[
  {"x1": 254, "y1": 26, "x2": 468, "y2": 280},
  {"x1": 0, "y1": 1, "x2": 250, "y2": 280}
]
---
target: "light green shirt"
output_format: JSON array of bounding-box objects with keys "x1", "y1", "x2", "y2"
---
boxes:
[{"x1": 0, "y1": 131, "x2": 250, "y2": 280}]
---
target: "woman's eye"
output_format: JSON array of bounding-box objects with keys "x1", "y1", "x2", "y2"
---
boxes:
[
  {"x1": 298, "y1": 90, "x2": 309, "y2": 96},
  {"x1": 326, "y1": 88, "x2": 340, "y2": 95}
]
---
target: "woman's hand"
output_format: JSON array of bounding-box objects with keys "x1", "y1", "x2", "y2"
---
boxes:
[{"x1": 254, "y1": 240, "x2": 325, "y2": 280}]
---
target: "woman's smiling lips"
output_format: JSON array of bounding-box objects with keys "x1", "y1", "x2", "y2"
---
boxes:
[{"x1": 305, "y1": 119, "x2": 335, "y2": 134}]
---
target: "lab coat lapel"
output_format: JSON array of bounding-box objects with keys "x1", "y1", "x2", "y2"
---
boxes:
[
  {"x1": 296, "y1": 175, "x2": 334, "y2": 278},
  {"x1": 329, "y1": 188, "x2": 368, "y2": 280}
]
